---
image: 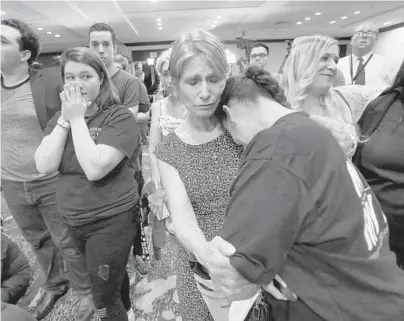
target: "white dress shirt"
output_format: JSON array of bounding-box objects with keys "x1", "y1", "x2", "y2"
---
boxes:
[{"x1": 338, "y1": 52, "x2": 396, "y2": 89}]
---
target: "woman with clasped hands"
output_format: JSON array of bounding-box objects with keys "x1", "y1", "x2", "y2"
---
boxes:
[{"x1": 35, "y1": 47, "x2": 139, "y2": 321}]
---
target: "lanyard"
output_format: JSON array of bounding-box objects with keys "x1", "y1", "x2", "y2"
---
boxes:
[{"x1": 350, "y1": 54, "x2": 373, "y2": 84}]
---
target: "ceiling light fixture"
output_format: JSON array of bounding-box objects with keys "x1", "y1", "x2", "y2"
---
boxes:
[
  {"x1": 214, "y1": 21, "x2": 217, "y2": 24},
  {"x1": 217, "y1": 15, "x2": 222, "y2": 19},
  {"x1": 305, "y1": 17, "x2": 311, "y2": 21},
  {"x1": 157, "y1": 21, "x2": 162, "y2": 26},
  {"x1": 55, "y1": 34, "x2": 61, "y2": 38},
  {"x1": 37, "y1": 27, "x2": 44, "y2": 31},
  {"x1": 211, "y1": 25, "x2": 216, "y2": 28},
  {"x1": 156, "y1": 17, "x2": 162, "y2": 22},
  {"x1": 330, "y1": 21, "x2": 336, "y2": 24},
  {"x1": 296, "y1": 21, "x2": 302, "y2": 25},
  {"x1": 341, "y1": 16, "x2": 347, "y2": 20},
  {"x1": 47, "y1": 31, "x2": 52, "y2": 34},
  {"x1": 1, "y1": 10, "x2": 6, "y2": 15},
  {"x1": 314, "y1": 12, "x2": 321, "y2": 16},
  {"x1": 158, "y1": 26, "x2": 163, "y2": 30},
  {"x1": 353, "y1": 11, "x2": 360, "y2": 15},
  {"x1": 383, "y1": 21, "x2": 392, "y2": 26}
]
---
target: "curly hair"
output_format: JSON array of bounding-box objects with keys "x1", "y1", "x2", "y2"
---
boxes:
[
  {"x1": 216, "y1": 65, "x2": 289, "y2": 121},
  {"x1": 1, "y1": 18, "x2": 40, "y2": 66}
]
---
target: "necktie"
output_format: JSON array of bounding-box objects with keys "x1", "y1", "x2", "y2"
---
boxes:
[{"x1": 355, "y1": 57, "x2": 365, "y2": 85}]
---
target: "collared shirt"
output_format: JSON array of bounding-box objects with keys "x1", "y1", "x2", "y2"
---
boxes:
[{"x1": 338, "y1": 52, "x2": 396, "y2": 89}]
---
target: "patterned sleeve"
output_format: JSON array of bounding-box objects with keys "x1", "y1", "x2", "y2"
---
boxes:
[{"x1": 334, "y1": 85, "x2": 383, "y2": 123}]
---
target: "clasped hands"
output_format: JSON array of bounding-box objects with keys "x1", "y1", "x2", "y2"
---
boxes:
[
  {"x1": 202, "y1": 236, "x2": 297, "y2": 302},
  {"x1": 59, "y1": 82, "x2": 90, "y2": 123}
]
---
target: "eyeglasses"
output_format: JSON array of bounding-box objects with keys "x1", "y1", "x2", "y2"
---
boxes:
[
  {"x1": 250, "y1": 53, "x2": 267, "y2": 59},
  {"x1": 355, "y1": 31, "x2": 377, "y2": 37}
]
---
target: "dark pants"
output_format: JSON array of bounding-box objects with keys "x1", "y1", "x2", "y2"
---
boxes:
[
  {"x1": 133, "y1": 170, "x2": 145, "y2": 258},
  {"x1": 70, "y1": 209, "x2": 137, "y2": 321},
  {"x1": 246, "y1": 290, "x2": 324, "y2": 321},
  {"x1": 1, "y1": 176, "x2": 90, "y2": 295}
]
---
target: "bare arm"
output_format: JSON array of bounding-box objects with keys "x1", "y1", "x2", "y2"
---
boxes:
[
  {"x1": 128, "y1": 105, "x2": 139, "y2": 118},
  {"x1": 148, "y1": 103, "x2": 163, "y2": 187},
  {"x1": 137, "y1": 111, "x2": 150, "y2": 123},
  {"x1": 69, "y1": 118, "x2": 126, "y2": 181},
  {"x1": 157, "y1": 160, "x2": 210, "y2": 264},
  {"x1": 35, "y1": 115, "x2": 68, "y2": 174}
]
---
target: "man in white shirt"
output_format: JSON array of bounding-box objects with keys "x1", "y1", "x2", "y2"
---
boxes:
[{"x1": 338, "y1": 21, "x2": 396, "y2": 88}]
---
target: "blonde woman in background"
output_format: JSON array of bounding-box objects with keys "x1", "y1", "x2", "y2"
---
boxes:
[
  {"x1": 281, "y1": 35, "x2": 381, "y2": 157},
  {"x1": 147, "y1": 49, "x2": 186, "y2": 259}
]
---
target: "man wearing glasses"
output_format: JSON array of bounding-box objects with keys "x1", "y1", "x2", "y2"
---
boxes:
[
  {"x1": 338, "y1": 21, "x2": 396, "y2": 88},
  {"x1": 249, "y1": 43, "x2": 269, "y2": 69}
]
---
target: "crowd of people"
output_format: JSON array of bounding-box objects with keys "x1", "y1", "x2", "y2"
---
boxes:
[{"x1": 1, "y1": 15, "x2": 404, "y2": 321}]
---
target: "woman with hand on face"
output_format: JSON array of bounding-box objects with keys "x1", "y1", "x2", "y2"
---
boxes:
[
  {"x1": 147, "y1": 48, "x2": 186, "y2": 259},
  {"x1": 35, "y1": 47, "x2": 139, "y2": 321},
  {"x1": 281, "y1": 35, "x2": 381, "y2": 158},
  {"x1": 153, "y1": 30, "x2": 243, "y2": 321}
]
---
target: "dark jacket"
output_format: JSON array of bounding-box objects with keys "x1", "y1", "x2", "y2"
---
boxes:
[
  {"x1": 1, "y1": 233, "x2": 30, "y2": 304},
  {"x1": 30, "y1": 67, "x2": 63, "y2": 130}
]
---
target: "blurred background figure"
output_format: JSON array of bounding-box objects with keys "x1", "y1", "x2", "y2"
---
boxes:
[
  {"x1": 114, "y1": 53, "x2": 129, "y2": 71},
  {"x1": 338, "y1": 21, "x2": 396, "y2": 88}
]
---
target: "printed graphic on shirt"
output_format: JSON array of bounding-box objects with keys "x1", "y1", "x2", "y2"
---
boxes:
[
  {"x1": 89, "y1": 127, "x2": 102, "y2": 141},
  {"x1": 346, "y1": 160, "x2": 388, "y2": 257}
]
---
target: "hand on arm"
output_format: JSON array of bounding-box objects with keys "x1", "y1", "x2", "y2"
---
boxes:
[{"x1": 215, "y1": 160, "x2": 303, "y2": 299}]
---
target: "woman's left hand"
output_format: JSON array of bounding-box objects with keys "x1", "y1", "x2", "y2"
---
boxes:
[{"x1": 61, "y1": 83, "x2": 87, "y2": 122}]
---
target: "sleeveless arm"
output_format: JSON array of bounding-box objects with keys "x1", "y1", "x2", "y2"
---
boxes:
[
  {"x1": 148, "y1": 101, "x2": 163, "y2": 188},
  {"x1": 157, "y1": 159, "x2": 211, "y2": 265}
]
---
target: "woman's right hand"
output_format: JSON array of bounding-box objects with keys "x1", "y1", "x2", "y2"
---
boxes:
[
  {"x1": 148, "y1": 188, "x2": 166, "y2": 216},
  {"x1": 165, "y1": 118, "x2": 183, "y2": 131}
]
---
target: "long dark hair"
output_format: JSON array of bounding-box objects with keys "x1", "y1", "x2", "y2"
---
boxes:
[
  {"x1": 381, "y1": 59, "x2": 404, "y2": 102},
  {"x1": 60, "y1": 47, "x2": 120, "y2": 109},
  {"x1": 216, "y1": 65, "x2": 289, "y2": 121}
]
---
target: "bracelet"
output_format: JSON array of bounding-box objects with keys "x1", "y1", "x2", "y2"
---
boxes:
[{"x1": 57, "y1": 117, "x2": 71, "y2": 131}]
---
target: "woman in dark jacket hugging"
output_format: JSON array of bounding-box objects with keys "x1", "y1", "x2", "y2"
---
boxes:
[
  {"x1": 35, "y1": 47, "x2": 139, "y2": 321},
  {"x1": 354, "y1": 59, "x2": 404, "y2": 269}
]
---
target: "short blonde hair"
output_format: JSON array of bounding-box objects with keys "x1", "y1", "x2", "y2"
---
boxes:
[
  {"x1": 281, "y1": 35, "x2": 338, "y2": 110},
  {"x1": 169, "y1": 30, "x2": 229, "y2": 81}
]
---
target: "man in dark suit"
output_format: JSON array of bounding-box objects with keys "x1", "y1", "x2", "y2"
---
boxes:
[{"x1": 1, "y1": 18, "x2": 92, "y2": 320}]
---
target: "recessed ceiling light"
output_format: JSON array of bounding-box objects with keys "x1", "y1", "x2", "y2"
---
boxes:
[
  {"x1": 353, "y1": 11, "x2": 360, "y2": 15},
  {"x1": 314, "y1": 12, "x2": 321, "y2": 16},
  {"x1": 156, "y1": 17, "x2": 162, "y2": 22},
  {"x1": 1, "y1": 10, "x2": 6, "y2": 15},
  {"x1": 383, "y1": 21, "x2": 392, "y2": 26},
  {"x1": 211, "y1": 25, "x2": 216, "y2": 28},
  {"x1": 157, "y1": 21, "x2": 162, "y2": 26},
  {"x1": 157, "y1": 26, "x2": 163, "y2": 30},
  {"x1": 296, "y1": 21, "x2": 302, "y2": 25},
  {"x1": 47, "y1": 31, "x2": 52, "y2": 35},
  {"x1": 217, "y1": 15, "x2": 222, "y2": 19},
  {"x1": 341, "y1": 16, "x2": 347, "y2": 20},
  {"x1": 305, "y1": 17, "x2": 311, "y2": 21},
  {"x1": 37, "y1": 27, "x2": 44, "y2": 31},
  {"x1": 330, "y1": 21, "x2": 336, "y2": 24},
  {"x1": 54, "y1": 34, "x2": 61, "y2": 38},
  {"x1": 214, "y1": 21, "x2": 217, "y2": 24}
]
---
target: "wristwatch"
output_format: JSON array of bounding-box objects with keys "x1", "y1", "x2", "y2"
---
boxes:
[{"x1": 57, "y1": 117, "x2": 71, "y2": 131}]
